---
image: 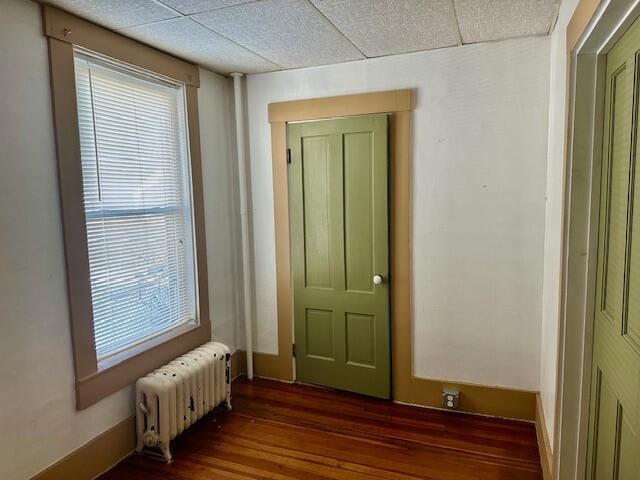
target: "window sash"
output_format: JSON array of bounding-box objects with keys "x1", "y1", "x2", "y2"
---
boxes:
[{"x1": 74, "y1": 51, "x2": 199, "y2": 361}]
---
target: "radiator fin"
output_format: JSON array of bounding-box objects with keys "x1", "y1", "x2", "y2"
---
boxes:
[{"x1": 135, "y1": 342, "x2": 232, "y2": 462}]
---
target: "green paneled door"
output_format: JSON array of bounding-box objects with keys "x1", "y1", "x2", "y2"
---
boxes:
[
  {"x1": 288, "y1": 114, "x2": 390, "y2": 399},
  {"x1": 587, "y1": 15, "x2": 640, "y2": 479}
]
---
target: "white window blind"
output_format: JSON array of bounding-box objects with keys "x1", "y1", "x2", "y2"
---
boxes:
[{"x1": 73, "y1": 51, "x2": 197, "y2": 361}]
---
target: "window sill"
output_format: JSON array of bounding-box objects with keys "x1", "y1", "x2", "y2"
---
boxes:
[
  {"x1": 97, "y1": 321, "x2": 199, "y2": 372},
  {"x1": 75, "y1": 322, "x2": 210, "y2": 410}
]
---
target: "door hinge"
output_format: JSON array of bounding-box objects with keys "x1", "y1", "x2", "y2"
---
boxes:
[
  {"x1": 292, "y1": 343, "x2": 296, "y2": 357},
  {"x1": 286, "y1": 148, "x2": 291, "y2": 164}
]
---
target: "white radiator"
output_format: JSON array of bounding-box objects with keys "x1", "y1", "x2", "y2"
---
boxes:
[{"x1": 135, "y1": 341, "x2": 232, "y2": 462}]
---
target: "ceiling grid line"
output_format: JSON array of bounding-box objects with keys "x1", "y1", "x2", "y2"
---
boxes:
[
  {"x1": 110, "y1": 0, "x2": 285, "y2": 71},
  {"x1": 192, "y1": 0, "x2": 364, "y2": 70},
  {"x1": 188, "y1": 15, "x2": 286, "y2": 69},
  {"x1": 122, "y1": 15, "x2": 281, "y2": 74},
  {"x1": 454, "y1": 0, "x2": 560, "y2": 45},
  {"x1": 150, "y1": 0, "x2": 185, "y2": 17},
  {"x1": 115, "y1": 15, "x2": 182, "y2": 32},
  {"x1": 156, "y1": 0, "x2": 263, "y2": 16},
  {"x1": 547, "y1": 3, "x2": 561, "y2": 34},
  {"x1": 449, "y1": 0, "x2": 463, "y2": 46},
  {"x1": 303, "y1": 0, "x2": 368, "y2": 58},
  {"x1": 309, "y1": 0, "x2": 461, "y2": 58}
]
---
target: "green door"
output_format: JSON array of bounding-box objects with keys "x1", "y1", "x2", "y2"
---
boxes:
[
  {"x1": 587, "y1": 16, "x2": 640, "y2": 478},
  {"x1": 288, "y1": 114, "x2": 390, "y2": 399}
]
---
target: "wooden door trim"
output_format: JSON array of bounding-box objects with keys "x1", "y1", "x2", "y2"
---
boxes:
[
  {"x1": 263, "y1": 89, "x2": 537, "y2": 421},
  {"x1": 262, "y1": 90, "x2": 411, "y2": 390}
]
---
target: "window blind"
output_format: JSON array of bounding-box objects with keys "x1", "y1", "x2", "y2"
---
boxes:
[{"x1": 73, "y1": 51, "x2": 197, "y2": 361}]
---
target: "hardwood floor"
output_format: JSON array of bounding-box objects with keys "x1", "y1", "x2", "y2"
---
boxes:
[{"x1": 100, "y1": 377, "x2": 542, "y2": 480}]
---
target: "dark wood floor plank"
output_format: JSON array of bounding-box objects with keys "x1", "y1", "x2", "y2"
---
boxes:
[
  {"x1": 208, "y1": 414, "x2": 540, "y2": 478},
  {"x1": 230, "y1": 394, "x2": 538, "y2": 464},
  {"x1": 99, "y1": 377, "x2": 542, "y2": 480},
  {"x1": 232, "y1": 380, "x2": 535, "y2": 442}
]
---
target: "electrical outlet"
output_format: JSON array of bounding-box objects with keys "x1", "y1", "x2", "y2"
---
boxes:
[{"x1": 442, "y1": 388, "x2": 460, "y2": 410}]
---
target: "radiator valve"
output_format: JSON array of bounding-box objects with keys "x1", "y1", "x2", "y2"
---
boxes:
[{"x1": 143, "y1": 430, "x2": 159, "y2": 447}]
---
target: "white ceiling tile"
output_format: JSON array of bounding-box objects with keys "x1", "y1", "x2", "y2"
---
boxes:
[
  {"x1": 46, "y1": 0, "x2": 178, "y2": 29},
  {"x1": 157, "y1": 0, "x2": 253, "y2": 15},
  {"x1": 122, "y1": 17, "x2": 281, "y2": 74},
  {"x1": 192, "y1": 0, "x2": 365, "y2": 69},
  {"x1": 310, "y1": 0, "x2": 459, "y2": 57},
  {"x1": 454, "y1": 0, "x2": 560, "y2": 44}
]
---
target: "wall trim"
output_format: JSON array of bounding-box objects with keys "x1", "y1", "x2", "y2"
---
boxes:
[
  {"x1": 261, "y1": 89, "x2": 536, "y2": 422},
  {"x1": 268, "y1": 89, "x2": 412, "y2": 122},
  {"x1": 402, "y1": 377, "x2": 536, "y2": 421},
  {"x1": 536, "y1": 394, "x2": 554, "y2": 480},
  {"x1": 31, "y1": 416, "x2": 135, "y2": 480}
]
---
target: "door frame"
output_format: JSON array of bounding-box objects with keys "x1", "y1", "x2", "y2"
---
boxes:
[
  {"x1": 260, "y1": 90, "x2": 412, "y2": 397},
  {"x1": 557, "y1": 1, "x2": 640, "y2": 478}
]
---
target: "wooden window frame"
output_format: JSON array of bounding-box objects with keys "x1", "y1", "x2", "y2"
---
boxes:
[{"x1": 44, "y1": 5, "x2": 210, "y2": 410}]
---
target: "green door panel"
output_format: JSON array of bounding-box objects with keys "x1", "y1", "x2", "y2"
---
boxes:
[
  {"x1": 586, "y1": 14, "x2": 640, "y2": 479},
  {"x1": 344, "y1": 131, "x2": 375, "y2": 293},
  {"x1": 301, "y1": 135, "x2": 333, "y2": 289},
  {"x1": 288, "y1": 114, "x2": 390, "y2": 399}
]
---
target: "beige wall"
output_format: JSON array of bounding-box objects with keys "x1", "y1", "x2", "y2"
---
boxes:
[{"x1": 0, "y1": 1, "x2": 241, "y2": 478}]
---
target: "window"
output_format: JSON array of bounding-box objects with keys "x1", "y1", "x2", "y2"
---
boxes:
[
  {"x1": 45, "y1": 4, "x2": 210, "y2": 409},
  {"x1": 74, "y1": 52, "x2": 197, "y2": 361}
]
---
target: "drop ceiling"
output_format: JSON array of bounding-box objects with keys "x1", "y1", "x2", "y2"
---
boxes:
[{"x1": 44, "y1": 0, "x2": 561, "y2": 75}]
